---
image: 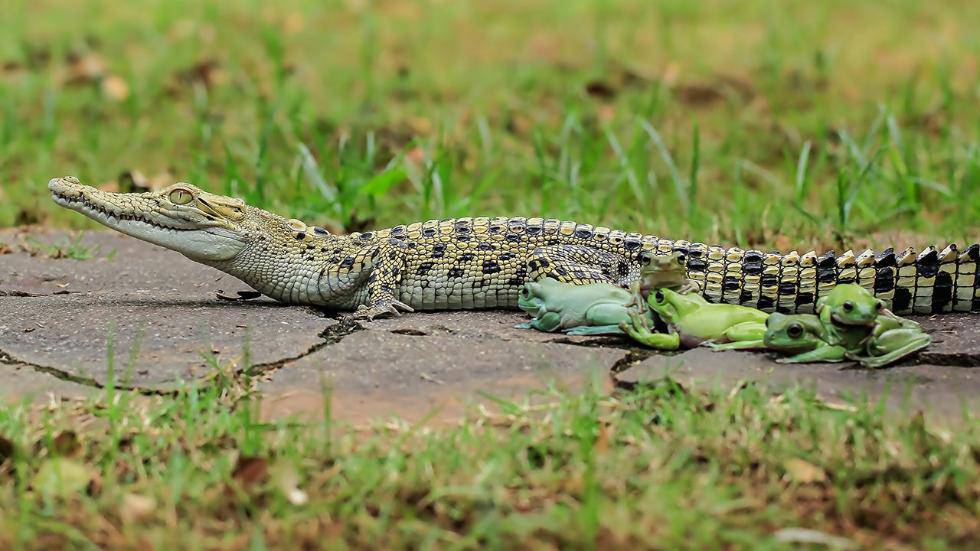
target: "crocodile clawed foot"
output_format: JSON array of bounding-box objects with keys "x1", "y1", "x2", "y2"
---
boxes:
[{"x1": 353, "y1": 300, "x2": 415, "y2": 321}]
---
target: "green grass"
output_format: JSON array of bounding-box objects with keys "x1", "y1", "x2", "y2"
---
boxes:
[
  {"x1": 1, "y1": 0, "x2": 978, "y2": 248},
  {"x1": 1, "y1": 372, "x2": 977, "y2": 549},
  {"x1": 2, "y1": 1, "x2": 980, "y2": 547}
]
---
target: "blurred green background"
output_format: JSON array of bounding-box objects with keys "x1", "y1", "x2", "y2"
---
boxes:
[{"x1": 1, "y1": 0, "x2": 978, "y2": 249}]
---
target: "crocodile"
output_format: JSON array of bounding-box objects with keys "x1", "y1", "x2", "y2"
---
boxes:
[{"x1": 49, "y1": 176, "x2": 980, "y2": 319}]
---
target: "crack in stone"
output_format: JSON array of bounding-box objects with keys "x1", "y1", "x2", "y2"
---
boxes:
[
  {"x1": 0, "y1": 315, "x2": 362, "y2": 396},
  {"x1": 0, "y1": 348, "x2": 174, "y2": 395},
  {"x1": 373, "y1": 323, "x2": 654, "y2": 380},
  {"x1": 550, "y1": 336, "x2": 647, "y2": 352},
  {"x1": 389, "y1": 328, "x2": 431, "y2": 336},
  {"x1": 609, "y1": 350, "x2": 655, "y2": 374},
  {"x1": 246, "y1": 318, "x2": 362, "y2": 376},
  {"x1": 918, "y1": 353, "x2": 980, "y2": 368},
  {"x1": 0, "y1": 289, "x2": 40, "y2": 297}
]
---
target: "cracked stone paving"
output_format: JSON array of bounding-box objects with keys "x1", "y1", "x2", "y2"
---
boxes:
[{"x1": 2, "y1": 229, "x2": 979, "y2": 425}]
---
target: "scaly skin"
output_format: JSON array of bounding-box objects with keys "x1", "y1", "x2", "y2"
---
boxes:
[
  {"x1": 621, "y1": 287, "x2": 770, "y2": 350},
  {"x1": 516, "y1": 277, "x2": 649, "y2": 335},
  {"x1": 49, "y1": 177, "x2": 980, "y2": 318}
]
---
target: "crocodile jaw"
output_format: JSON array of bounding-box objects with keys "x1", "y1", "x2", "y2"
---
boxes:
[{"x1": 48, "y1": 177, "x2": 246, "y2": 262}]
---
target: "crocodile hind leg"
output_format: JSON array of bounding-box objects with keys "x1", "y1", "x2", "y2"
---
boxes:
[{"x1": 527, "y1": 245, "x2": 634, "y2": 286}]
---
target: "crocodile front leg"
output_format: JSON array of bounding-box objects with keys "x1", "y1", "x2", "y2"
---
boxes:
[{"x1": 354, "y1": 240, "x2": 415, "y2": 320}]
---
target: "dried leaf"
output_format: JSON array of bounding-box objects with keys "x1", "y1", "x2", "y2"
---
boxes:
[
  {"x1": 0, "y1": 435, "x2": 13, "y2": 463},
  {"x1": 674, "y1": 83, "x2": 725, "y2": 106},
  {"x1": 1, "y1": 61, "x2": 24, "y2": 76},
  {"x1": 585, "y1": 80, "x2": 616, "y2": 99},
  {"x1": 33, "y1": 458, "x2": 92, "y2": 497},
  {"x1": 65, "y1": 52, "x2": 107, "y2": 84},
  {"x1": 773, "y1": 234, "x2": 795, "y2": 253},
  {"x1": 405, "y1": 146, "x2": 426, "y2": 167},
  {"x1": 259, "y1": 389, "x2": 326, "y2": 423},
  {"x1": 118, "y1": 170, "x2": 149, "y2": 192},
  {"x1": 406, "y1": 116, "x2": 432, "y2": 135},
  {"x1": 97, "y1": 180, "x2": 120, "y2": 193},
  {"x1": 173, "y1": 59, "x2": 224, "y2": 90},
  {"x1": 215, "y1": 290, "x2": 261, "y2": 301},
  {"x1": 120, "y1": 493, "x2": 157, "y2": 523},
  {"x1": 783, "y1": 458, "x2": 827, "y2": 483},
  {"x1": 147, "y1": 172, "x2": 174, "y2": 192},
  {"x1": 117, "y1": 170, "x2": 172, "y2": 193},
  {"x1": 101, "y1": 74, "x2": 130, "y2": 101},
  {"x1": 773, "y1": 528, "x2": 857, "y2": 549},
  {"x1": 597, "y1": 104, "x2": 616, "y2": 124},
  {"x1": 232, "y1": 456, "x2": 269, "y2": 487},
  {"x1": 274, "y1": 464, "x2": 309, "y2": 505},
  {"x1": 52, "y1": 430, "x2": 81, "y2": 456}
]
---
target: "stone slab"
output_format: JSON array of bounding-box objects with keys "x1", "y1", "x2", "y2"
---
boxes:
[
  {"x1": 0, "y1": 363, "x2": 98, "y2": 403},
  {"x1": 0, "y1": 229, "x2": 233, "y2": 297},
  {"x1": 2, "y1": 229, "x2": 978, "y2": 425},
  {"x1": 0, "y1": 292, "x2": 332, "y2": 390},
  {"x1": 615, "y1": 348, "x2": 980, "y2": 423},
  {"x1": 915, "y1": 313, "x2": 980, "y2": 366},
  {"x1": 359, "y1": 309, "x2": 630, "y2": 346},
  {"x1": 258, "y1": 330, "x2": 623, "y2": 424},
  {"x1": 1, "y1": 230, "x2": 334, "y2": 389}
]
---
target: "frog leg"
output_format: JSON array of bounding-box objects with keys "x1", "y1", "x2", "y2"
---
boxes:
[
  {"x1": 708, "y1": 340, "x2": 765, "y2": 350},
  {"x1": 562, "y1": 302, "x2": 637, "y2": 335},
  {"x1": 776, "y1": 343, "x2": 848, "y2": 364},
  {"x1": 517, "y1": 311, "x2": 563, "y2": 332},
  {"x1": 816, "y1": 306, "x2": 845, "y2": 343},
  {"x1": 847, "y1": 334, "x2": 932, "y2": 368},
  {"x1": 564, "y1": 325, "x2": 625, "y2": 336},
  {"x1": 705, "y1": 321, "x2": 767, "y2": 351},
  {"x1": 724, "y1": 321, "x2": 767, "y2": 343},
  {"x1": 620, "y1": 311, "x2": 681, "y2": 350}
]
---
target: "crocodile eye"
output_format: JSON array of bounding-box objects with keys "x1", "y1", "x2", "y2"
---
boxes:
[
  {"x1": 842, "y1": 301, "x2": 854, "y2": 312},
  {"x1": 787, "y1": 323, "x2": 803, "y2": 338},
  {"x1": 169, "y1": 189, "x2": 194, "y2": 205}
]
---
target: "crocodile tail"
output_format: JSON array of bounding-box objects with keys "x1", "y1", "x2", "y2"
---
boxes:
[{"x1": 656, "y1": 240, "x2": 979, "y2": 315}]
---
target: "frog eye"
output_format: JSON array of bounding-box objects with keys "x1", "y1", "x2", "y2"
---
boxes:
[
  {"x1": 520, "y1": 287, "x2": 530, "y2": 298},
  {"x1": 876, "y1": 300, "x2": 885, "y2": 310},
  {"x1": 653, "y1": 290, "x2": 665, "y2": 303},
  {"x1": 169, "y1": 189, "x2": 194, "y2": 205},
  {"x1": 787, "y1": 323, "x2": 804, "y2": 339},
  {"x1": 842, "y1": 301, "x2": 854, "y2": 312}
]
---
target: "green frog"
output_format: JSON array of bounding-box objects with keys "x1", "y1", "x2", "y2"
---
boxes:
[
  {"x1": 634, "y1": 252, "x2": 698, "y2": 295},
  {"x1": 764, "y1": 311, "x2": 931, "y2": 367},
  {"x1": 516, "y1": 277, "x2": 650, "y2": 335},
  {"x1": 816, "y1": 283, "x2": 884, "y2": 343},
  {"x1": 847, "y1": 312, "x2": 933, "y2": 368},
  {"x1": 620, "y1": 287, "x2": 769, "y2": 350},
  {"x1": 763, "y1": 313, "x2": 855, "y2": 363}
]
